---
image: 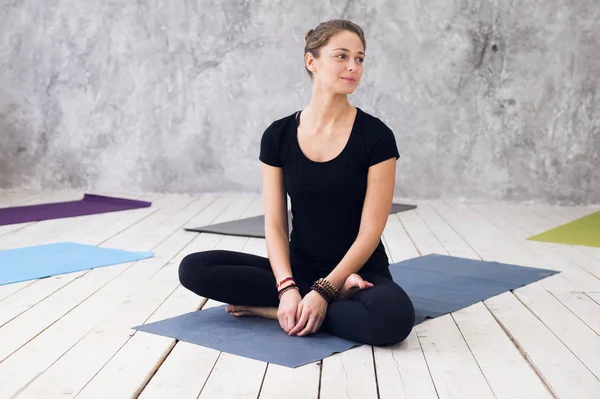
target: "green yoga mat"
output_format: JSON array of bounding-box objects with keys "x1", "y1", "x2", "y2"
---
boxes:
[{"x1": 528, "y1": 211, "x2": 600, "y2": 248}]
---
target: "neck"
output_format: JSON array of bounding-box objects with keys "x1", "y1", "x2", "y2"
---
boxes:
[{"x1": 303, "y1": 82, "x2": 353, "y2": 127}]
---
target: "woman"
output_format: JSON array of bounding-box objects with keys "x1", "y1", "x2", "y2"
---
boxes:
[{"x1": 179, "y1": 19, "x2": 415, "y2": 346}]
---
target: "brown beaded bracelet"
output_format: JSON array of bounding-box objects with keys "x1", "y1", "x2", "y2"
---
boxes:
[
  {"x1": 316, "y1": 278, "x2": 340, "y2": 297},
  {"x1": 278, "y1": 284, "x2": 299, "y2": 300},
  {"x1": 310, "y1": 283, "x2": 332, "y2": 303},
  {"x1": 310, "y1": 280, "x2": 338, "y2": 304}
]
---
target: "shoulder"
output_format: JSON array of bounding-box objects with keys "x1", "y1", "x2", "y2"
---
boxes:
[
  {"x1": 262, "y1": 112, "x2": 297, "y2": 141},
  {"x1": 356, "y1": 108, "x2": 394, "y2": 137},
  {"x1": 259, "y1": 111, "x2": 298, "y2": 167},
  {"x1": 355, "y1": 108, "x2": 400, "y2": 164}
]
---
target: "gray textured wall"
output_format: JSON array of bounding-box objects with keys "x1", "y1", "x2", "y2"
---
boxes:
[{"x1": 0, "y1": 0, "x2": 599, "y2": 204}]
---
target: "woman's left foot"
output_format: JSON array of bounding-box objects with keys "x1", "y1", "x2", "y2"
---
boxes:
[
  {"x1": 338, "y1": 273, "x2": 374, "y2": 300},
  {"x1": 225, "y1": 305, "x2": 278, "y2": 319}
]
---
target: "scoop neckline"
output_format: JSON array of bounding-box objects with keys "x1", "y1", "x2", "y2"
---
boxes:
[{"x1": 294, "y1": 107, "x2": 361, "y2": 165}]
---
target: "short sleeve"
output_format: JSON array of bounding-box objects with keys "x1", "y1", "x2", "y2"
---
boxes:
[
  {"x1": 368, "y1": 121, "x2": 400, "y2": 166},
  {"x1": 259, "y1": 121, "x2": 283, "y2": 167}
]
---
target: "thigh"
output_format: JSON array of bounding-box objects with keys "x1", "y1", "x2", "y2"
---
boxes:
[
  {"x1": 179, "y1": 250, "x2": 279, "y2": 307},
  {"x1": 180, "y1": 249, "x2": 272, "y2": 272}
]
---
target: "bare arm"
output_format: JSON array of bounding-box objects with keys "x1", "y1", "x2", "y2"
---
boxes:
[
  {"x1": 261, "y1": 163, "x2": 293, "y2": 284},
  {"x1": 325, "y1": 157, "x2": 397, "y2": 289}
]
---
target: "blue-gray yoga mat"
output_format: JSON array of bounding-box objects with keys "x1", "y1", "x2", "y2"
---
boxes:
[
  {"x1": 133, "y1": 254, "x2": 558, "y2": 368},
  {"x1": 0, "y1": 242, "x2": 154, "y2": 285}
]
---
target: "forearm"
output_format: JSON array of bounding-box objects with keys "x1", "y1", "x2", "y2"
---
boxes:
[
  {"x1": 325, "y1": 231, "x2": 382, "y2": 289},
  {"x1": 265, "y1": 225, "x2": 293, "y2": 284}
]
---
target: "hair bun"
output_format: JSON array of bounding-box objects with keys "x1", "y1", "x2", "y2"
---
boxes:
[{"x1": 305, "y1": 29, "x2": 314, "y2": 42}]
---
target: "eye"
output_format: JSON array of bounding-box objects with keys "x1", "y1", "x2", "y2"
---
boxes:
[
  {"x1": 336, "y1": 54, "x2": 347, "y2": 60},
  {"x1": 356, "y1": 57, "x2": 365, "y2": 63}
]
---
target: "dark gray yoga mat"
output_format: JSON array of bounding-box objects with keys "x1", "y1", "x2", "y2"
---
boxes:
[
  {"x1": 184, "y1": 203, "x2": 417, "y2": 238},
  {"x1": 133, "y1": 254, "x2": 558, "y2": 368}
]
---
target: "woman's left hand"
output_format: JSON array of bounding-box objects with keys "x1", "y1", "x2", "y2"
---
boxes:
[{"x1": 288, "y1": 290, "x2": 328, "y2": 336}]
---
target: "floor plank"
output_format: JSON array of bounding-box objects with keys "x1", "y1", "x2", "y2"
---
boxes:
[
  {"x1": 374, "y1": 330, "x2": 439, "y2": 399},
  {"x1": 0, "y1": 193, "x2": 163, "y2": 326},
  {"x1": 550, "y1": 292, "x2": 600, "y2": 336},
  {"x1": 426, "y1": 200, "x2": 600, "y2": 397},
  {"x1": 398, "y1": 202, "x2": 552, "y2": 399},
  {"x1": 320, "y1": 345, "x2": 378, "y2": 399},
  {"x1": 0, "y1": 195, "x2": 215, "y2": 398},
  {"x1": 451, "y1": 303, "x2": 552, "y2": 399},
  {"x1": 485, "y1": 292, "x2": 600, "y2": 398},
  {"x1": 1, "y1": 192, "x2": 599, "y2": 398},
  {"x1": 78, "y1": 197, "x2": 263, "y2": 399},
  {"x1": 514, "y1": 283, "x2": 600, "y2": 380},
  {"x1": 470, "y1": 202, "x2": 600, "y2": 282}
]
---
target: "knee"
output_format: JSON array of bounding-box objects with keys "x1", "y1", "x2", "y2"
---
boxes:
[
  {"x1": 362, "y1": 286, "x2": 416, "y2": 346},
  {"x1": 178, "y1": 250, "x2": 218, "y2": 290},
  {"x1": 366, "y1": 307, "x2": 415, "y2": 346}
]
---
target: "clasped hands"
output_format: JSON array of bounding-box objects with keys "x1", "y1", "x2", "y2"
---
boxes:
[{"x1": 277, "y1": 288, "x2": 328, "y2": 336}]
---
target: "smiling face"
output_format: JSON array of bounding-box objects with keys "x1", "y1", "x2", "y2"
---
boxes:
[{"x1": 306, "y1": 30, "x2": 366, "y2": 95}]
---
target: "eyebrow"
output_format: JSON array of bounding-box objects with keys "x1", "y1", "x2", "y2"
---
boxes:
[{"x1": 331, "y1": 47, "x2": 366, "y2": 56}]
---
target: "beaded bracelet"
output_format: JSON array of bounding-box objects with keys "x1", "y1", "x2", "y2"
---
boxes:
[
  {"x1": 316, "y1": 278, "x2": 340, "y2": 298},
  {"x1": 276, "y1": 277, "x2": 295, "y2": 289},
  {"x1": 310, "y1": 283, "x2": 333, "y2": 303},
  {"x1": 278, "y1": 285, "x2": 299, "y2": 300},
  {"x1": 310, "y1": 278, "x2": 339, "y2": 304}
]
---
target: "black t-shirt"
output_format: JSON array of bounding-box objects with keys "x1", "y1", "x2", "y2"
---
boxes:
[{"x1": 259, "y1": 107, "x2": 400, "y2": 273}]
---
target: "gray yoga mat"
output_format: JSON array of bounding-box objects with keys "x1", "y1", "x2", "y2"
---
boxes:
[
  {"x1": 133, "y1": 254, "x2": 558, "y2": 368},
  {"x1": 184, "y1": 203, "x2": 417, "y2": 238}
]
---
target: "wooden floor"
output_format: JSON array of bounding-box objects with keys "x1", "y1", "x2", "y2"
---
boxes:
[{"x1": 0, "y1": 190, "x2": 599, "y2": 399}]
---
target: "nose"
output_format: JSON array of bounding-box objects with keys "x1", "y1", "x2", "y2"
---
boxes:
[{"x1": 347, "y1": 59, "x2": 358, "y2": 72}]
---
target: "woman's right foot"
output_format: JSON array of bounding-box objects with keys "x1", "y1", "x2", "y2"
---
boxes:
[{"x1": 226, "y1": 305, "x2": 278, "y2": 319}]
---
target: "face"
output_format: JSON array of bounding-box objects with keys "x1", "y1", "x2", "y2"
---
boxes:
[{"x1": 306, "y1": 30, "x2": 365, "y2": 94}]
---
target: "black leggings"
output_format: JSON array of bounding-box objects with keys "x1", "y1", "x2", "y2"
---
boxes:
[{"x1": 178, "y1": 250, "x2": 415, "y2": 346}]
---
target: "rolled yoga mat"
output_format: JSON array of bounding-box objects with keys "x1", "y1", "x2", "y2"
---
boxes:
[
  {"x1": 184, "y1": 203, "x2": 417, "y2": 238},
  {"x1": 0, "y1": 242, "x2": 154, "y2": 286},
  {"x1": 527, "y1": 210, "x2": 600, "y2": 248},
  {"x1": 133, "y1": 253, "x2": 558, "y2": 368},
  {"x1": 0, "y1": 194, "x2": 152, "y2": 226}
]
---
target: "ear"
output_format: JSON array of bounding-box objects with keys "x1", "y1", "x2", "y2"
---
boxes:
[{"x1": 305, "y1": 52, "x2": 316, "y2": 72}]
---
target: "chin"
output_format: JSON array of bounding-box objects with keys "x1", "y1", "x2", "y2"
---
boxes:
[{"x1": 334, "y1": 84, "x2": 359, "y2": 95}]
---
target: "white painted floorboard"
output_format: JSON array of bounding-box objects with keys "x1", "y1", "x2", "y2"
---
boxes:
[{"x1": 0, "y1": 191, "x2": 598, "y2": 398}]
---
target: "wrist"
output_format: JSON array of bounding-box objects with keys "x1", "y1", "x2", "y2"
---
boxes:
[
  {"x1": 310, "y1": 278, "x2": 339, "y2": 304},
  {"x1": 278, "y1": 285, "x2": 300, "y2": 300}
]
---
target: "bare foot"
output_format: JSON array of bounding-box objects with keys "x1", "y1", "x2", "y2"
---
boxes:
[
  {"x1": 225, "y1": 305, "x2": 278, "y2": 319},
  {"x1": 338, "y1": 274, "x2": 374, "y2": 300}
]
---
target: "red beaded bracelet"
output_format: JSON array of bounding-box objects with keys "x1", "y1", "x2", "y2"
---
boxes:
[{"x1": 276, "y1": 277, "x2": 295, "y2": 289}]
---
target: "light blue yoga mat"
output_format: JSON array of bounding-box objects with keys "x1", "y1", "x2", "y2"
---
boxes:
[
  {"x1": 133, "y1": 254, "x2": 558, "y2": 368},
  {"x1": 0, "y1": 242, "x2": 154, "y2": 285}
]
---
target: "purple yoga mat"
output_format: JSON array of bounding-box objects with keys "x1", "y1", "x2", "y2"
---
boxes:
[{"x1": 0, "y1": 194, "x2": 152, "y2": 226}]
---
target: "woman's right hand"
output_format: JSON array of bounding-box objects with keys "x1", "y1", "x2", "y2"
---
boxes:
[{"x1": 277, "y1": 288, "x2": 302, "y2": 333}]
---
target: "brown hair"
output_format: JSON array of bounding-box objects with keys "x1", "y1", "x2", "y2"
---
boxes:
[{"x1": 304, "y1": 20, "x2": 366, "y2": 79}]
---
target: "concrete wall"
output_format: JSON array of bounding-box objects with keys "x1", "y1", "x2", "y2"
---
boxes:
[{"x1": 0, "y1": 0, "x2": 599, "y2": 204}]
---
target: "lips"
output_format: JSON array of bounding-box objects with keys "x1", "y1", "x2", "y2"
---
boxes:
[{"x1": 341, "y1": 77, "x2": 356, "y2": 82}]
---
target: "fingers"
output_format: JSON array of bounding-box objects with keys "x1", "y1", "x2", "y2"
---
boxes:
[
  {"x1": 296, "y1": 302, "x2": 303, "y2": 321},
  {"x1": 289, "y1": 309, "x2": 309, "y2": 336},
  {"x1": 297, "y1": 314, "x2": 324, "y2": 336},
  {"x1": 286, "y1": 314, "x2": 296, "y2": 332},
  {"x1": 278, "y1": 310, "x2": 296, "y2": 332}
]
